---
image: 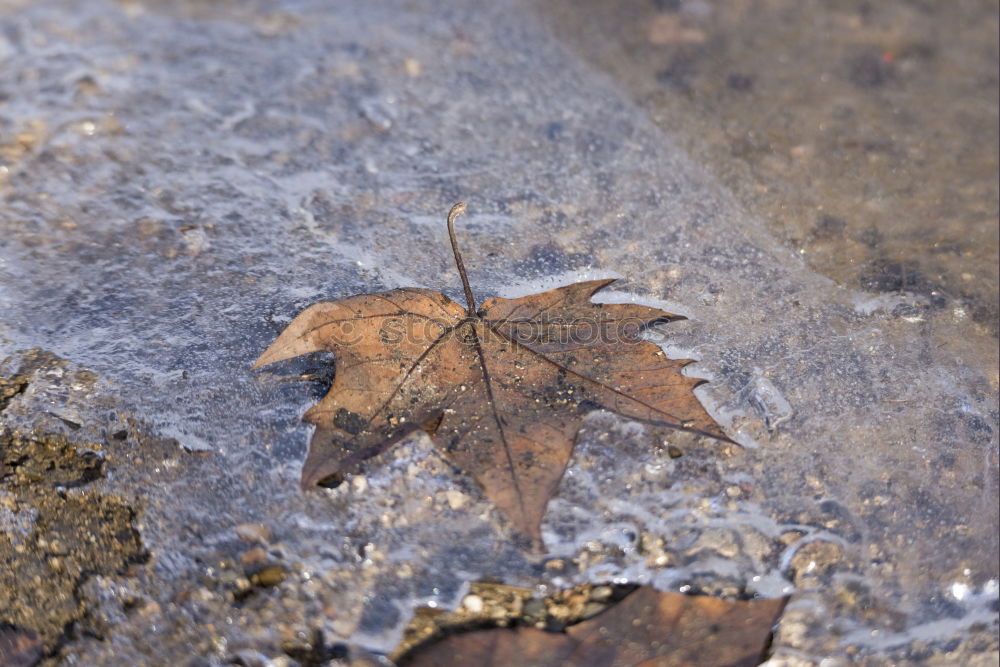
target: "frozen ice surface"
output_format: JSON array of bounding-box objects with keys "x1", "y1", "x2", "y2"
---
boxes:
[{"x1": 0, "y1": 0, "x2": 996, "y2": 663}]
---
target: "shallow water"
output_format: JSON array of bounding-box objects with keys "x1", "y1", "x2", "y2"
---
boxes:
[
  {"x1": 0, "y1": 0, "x2": 996, "y2": 663},
  {"x1": 542, "y1": 0, "x2": 1000, "y2": 335}
]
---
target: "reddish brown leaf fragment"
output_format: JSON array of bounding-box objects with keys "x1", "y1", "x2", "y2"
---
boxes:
[
  {"x1": 403, "y1": 626, "x2": 575, "y2": 667},
  {"x1": 564, "y1": 587, "x2": 787, "y2": 666},
  {"x1": 402, "y1": 587, "x2": 788, "y2": 667},
  {"x1": 254, "y1": 204, "x2": 731, "y2": 545}
]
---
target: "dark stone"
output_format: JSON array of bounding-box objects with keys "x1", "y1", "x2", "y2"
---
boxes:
[{"x1": 334, "y1": 408, "x2": 368, "y2": 435}]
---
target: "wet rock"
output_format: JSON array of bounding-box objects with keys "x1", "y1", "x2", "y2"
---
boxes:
[
  {"x1": 393, "y1": 581, "x2": 636, "y2": 660},
  {"x1": 686, "y1": 527, "x2": 741, "y2": 560},
  {"x1": 0, "y1": 434, "x2": 146, "y2": 653},
  {"x1": 788, "y1": 540, "x2": 845, "y2": 587}
]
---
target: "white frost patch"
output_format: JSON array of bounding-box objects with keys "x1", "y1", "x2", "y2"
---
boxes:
[
  {"x1": 155, "y1": 424, "x2": 214, "y2": 452},
  {"x1": 852, "y1": 292, "x2": 928, "y2": 316},
  {"x1": 694, "y1": 385, "x2": 758, "y2": 448},
  {"x1": 492, "y1": 269, "x2": 622, "y2": 300},
  {"x1": 854, "y1": 293, "x2": 905, "y2": 316},
  {"x1": 838, "y1": 586, "x2": 999, "y2": 651},
  {"x1": 745, "y1": 373, "x2": 794, "y2": 431},
  {"x1": 593, "y1": 289, "x2": 695, "y2": 320}
]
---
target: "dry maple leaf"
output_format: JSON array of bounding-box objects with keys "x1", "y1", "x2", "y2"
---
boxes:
[
  {"x1": 254, "y1": 203, "x2": 731, "y2": 544},
  {"x1": 400, "y1": 586, "x2": 788, "y2": 667}
]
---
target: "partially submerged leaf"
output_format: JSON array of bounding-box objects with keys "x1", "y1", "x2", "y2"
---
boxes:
[
  {"x1": 255, "y1": 204, "x2": 731, "y2": 544},
  {"x1": 401, "y1": 586, "x2": 788, "y2": 667}
]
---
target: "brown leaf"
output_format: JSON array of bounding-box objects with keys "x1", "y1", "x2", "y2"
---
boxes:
[
  {"x1": 401, "y1": 587, "x2": 787, "y2": 667},
  {"x1": 254, "y1": 204, "x2": 731, "y2": 544}
]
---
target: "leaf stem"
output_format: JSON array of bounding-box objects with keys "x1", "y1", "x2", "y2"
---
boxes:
[{"x1": 446, "y1": 202, "x2": 478, "y2": 316}]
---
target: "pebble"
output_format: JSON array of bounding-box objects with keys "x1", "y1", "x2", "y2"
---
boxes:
[
  {"x1": 252, "y1": 566, "x2": 287, "y2": 587},
  {"x1": 403, "y1": 58, "x2": 422, "y2": 77},
  {"x1": 462, "y1": 594, "x2": 484, "y2": 614},
  {"x1": 789, "y1": 540, "x2": 844, "y2": 584},
  {"x1": 779, "y1": 530, "x2": 807, "y2": 546},
  {"x1": 351, "y1": 476, "x2": 368, "y2": 494},
  {"x1": 687, "y1": 528, "x2": 741, "y2": 559},
  {"x1": 137, "y1": 600, "x2": 162, "y2": 618},
  {"x1": 234, "y1": 523, "x2": 270, "y2": 545},
  {"x1": 544, "y1": 559, "x2": 566, "y2": 572},
  {"x1": 522, "y1": 598, "x2": 546, "y2": 620},
  {"x1": 445, "y1": 490, "x2": 467, "y2": 510},
  {"x1": 240, "y1": 546, "x2": 269, "y2": 567},
  {"x1": 589, "y1": 585, "x2": 613, "y2": 602}
]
